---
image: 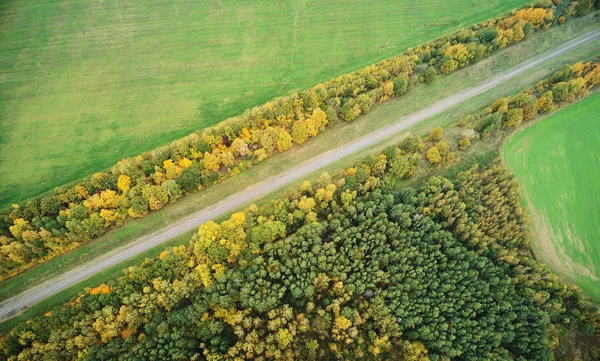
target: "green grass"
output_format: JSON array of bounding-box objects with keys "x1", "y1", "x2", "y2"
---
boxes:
[
  {"x1": 503, "y1": 92, "x2": 600, "y2": 303},
  {"x1": 0, "y1": 0, "x2": 533, "y2": 208},
  {"x1": 0, "y1": 14, "x2": 598, "y2": 331}
]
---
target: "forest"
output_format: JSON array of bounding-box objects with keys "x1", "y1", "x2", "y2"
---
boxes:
[
  {"x1": 1, "y1": 0, "x2": 597, "y2": 281},
  {"x1": 1, "y1": 124, "x2": 598, "y2": 359}
]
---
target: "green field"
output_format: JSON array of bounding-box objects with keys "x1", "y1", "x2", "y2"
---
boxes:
[
  {"x1": 0, "y1": 0, "x2": 532, "y2": 208},
  {"x1": 503, "y1": 92, "x2": 600, "y2": 302}
]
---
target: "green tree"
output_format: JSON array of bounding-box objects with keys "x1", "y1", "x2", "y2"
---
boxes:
[
  {"x1": 503, "y1": 108, "x2": 523, "y2": 127},
  {"x1": 423, "y1": 66, "x2": 437, "y2": 84},
  {"x1": 393, "y1": 74, "x2": 410, "y2": 96}
]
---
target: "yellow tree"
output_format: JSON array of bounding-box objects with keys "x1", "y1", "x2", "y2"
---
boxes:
[
  {"x1": 292, "y1": 121, "x2": 309, "y2": 144},
  {"x1": 117, "y1": 175, "x2": 131, "y2": 193},
  {"x1": 426, "y1": 146, "x2": 442, "y2": 164},
  {"x1": 203, "y1": 152, "x2": 221, "y2": 173},
  {"x1": 276, "y1": 128, "x2": 293, "y2": 152}
]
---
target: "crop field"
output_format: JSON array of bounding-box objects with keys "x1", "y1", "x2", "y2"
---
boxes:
[
  {"x1": 503, "y1": 92, "x2": 600, "y2": 302},
  {"x1": 0, "y1": 0, "x2": 531, "y2": 208}
]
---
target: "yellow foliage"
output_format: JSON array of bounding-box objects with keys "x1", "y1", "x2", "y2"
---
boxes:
[
  {"x1": 311, "y1": 108, "x2": 328, "y2": 130},
  {"x1": 572, "y1": 62, "x2": 585, "y2": 77},
  {"x1": 100, "y1": 209, "x2": 121, "y2": 227},
  {"x1": 276, "y1": 128, "x2": 293, "y2": 152},
  {"x1": 291, "y1": 121, "x2": 309, "y2": 144},
  {"x1": 20, "y1": 230, "x2": 39, "y2": 243},
  {"x1": 344, "y1": 167, "x2": 356, "y2": 176},
  {"x1": 212, "y1": 263, "x2": 225, "y2": 279},
  {"x1": 513, "y1": 8, "x2": 553, "y2": 28},
  {"x1": 240, "y1": 128, "x2": 252, "y2": 141},
  {"x1": 335, "y1": 316, "x2": 352, "y2": 330},
  {"x1": 195, "y1": 264, "x2": 213, "y2": 287},
  {"x1": 75, "y1": 184, "x2": 89, "y2": 199},
  {"x1": 153, "y1": 170, "x2": 166, "y2": 185},
  {"x1": 117, "y1": 175, "x2": 131, "y2": 192},
  {"x1": 178, "y1": 157, "x2": 193, "y2": 168},
  {"x1": 147, "y1": 196, "x2": 164, "y2": 211},
  {"x1": 9, "y1": 218, "x2": 29, "y2": 239},
  {"x1": 219, "y1": 149, "x2": 235, "y2": 167},
  {"x1": 231, "y1": 138, "x2": 250, "y2": 156},
  {"x1": 127, "y1": 207, "x2": 143, "y2": 218},
  {"x1": 89, "y1": 285, "x2": 111, "y2": 295},
  {"x1": 426, "y1": 146, "x2": 442, "y2": 164},
  {"x1": 229, "y1": 212, "x2": 246, "y2": 226},
  {"x1": 163, "y1": 159, "x2": 175, "y2": 170},
  {"x1": 159, "y1": 250, "x2": 169, "y2": 260},
  {"x1": 84, "y1": 190, "x2": 121, "y2": 211},
  {"x1": 445, "y1": 43, "x2": 470, "y2": 66},
  {"x1": 165, "y1": 164, "x2": 182, "y2": 180},
  {"x1": 121, "y1": 328, "x2": 135, "y2": 340},
  {"x1": 300, "y1": 180, "x2": 312, "y2": 193},
  {"x1": 584, "y1": 64, "x2": 600, "y2": 85},
  {"x1": 212, "y1": 305, "x2": 247, "y2": 326},
  {"x1": 325, "y1": 184, "x2": 337, "y2": 201},
  {"x1": 198, "y1": 221, "x2": 220, "y2": 243},
  {"x1": 253, "y1": 148, "x2": 268, "y2": 162},
  {"x1": 298, "y1": 197, "x2": 316, "y2": 213},
  {"x1": 191, "y1": 149, "x2": 202, "y2": 159},
  {"x1": 203, "y1": 152, "x2": 221, "y2": 173},
  {"x1": 305, "y1": 118, "x2": 319, "y2": 137},
  {"x1": 278, "y1": 328, "x2": 294, "y2": 349},
  {"x1": 382, "y1": 81, "x2": 394, "y2": 97},
  {"x1": 370, "y1": 335, "x2": 390, "y2": 356}
]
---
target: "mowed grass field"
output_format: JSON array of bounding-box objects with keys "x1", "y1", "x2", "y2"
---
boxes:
[
  {"x1": 503, "y1": 92, "x2": 600, "y2": 302},
  {"x1": 0, "y1": 0, "x2": 531, "y2": 208}
]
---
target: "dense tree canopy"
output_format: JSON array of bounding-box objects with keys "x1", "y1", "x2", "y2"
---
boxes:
[{"x1": 2, "y1": 151, "x2": 598, "y2": 360}]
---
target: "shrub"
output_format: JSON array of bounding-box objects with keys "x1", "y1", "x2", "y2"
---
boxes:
[
  {"x1": 458, "y1": 138, "x2": 472, "y2": 150},
  {"x1": 424, "y1": 66, "x2": 437, "y2": 84}
]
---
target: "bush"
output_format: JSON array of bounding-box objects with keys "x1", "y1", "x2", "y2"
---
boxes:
[
  {"x1": 458, "y1": 138, "x2": 472, "y2": 150},
  {"x1": 575, "y1": 0, "x2": 592, "y2": 15},
  {"x1": 503, "y1": 108, "x2": 524, "y2": 127},
  {"x1": 427, "y1": 127, "x2": 444, "y2": 142},
  {"x1": 339, "y1": 99, "x2": 361, "y2": 121},
  {"x1": 426, "y1": 146, "x2": 442, "y2": 164},
  {"x1": 393, "y1": 74, "x2": 410, "y2": 96},
  {"x1": 476, "y1": 27, "x2": 498, "y2": 44},
  {"x1": 424, "y1": 66, "x2": 437, "y2": 84},
  {"x1": 552, "y1": 82, "x2": 569, "y2": 102},
  {"x1": 478, "y1": 113, "x2": 502, "y2": 134}
]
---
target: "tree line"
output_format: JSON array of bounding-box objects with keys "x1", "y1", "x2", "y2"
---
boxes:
[
  {"x1": 0, "y1": 0, "x2": 596, "y2": 281},
  {"x1": 1, "y1": 128, "x2": 598, "y2": 359},
  {"x1": 458, "y1": 59, "x2": 600, "y2": 136}
]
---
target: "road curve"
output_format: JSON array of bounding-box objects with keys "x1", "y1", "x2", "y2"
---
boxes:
[{"x1": 1, "y1": 29, "x2": 599, "y2": 322}]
